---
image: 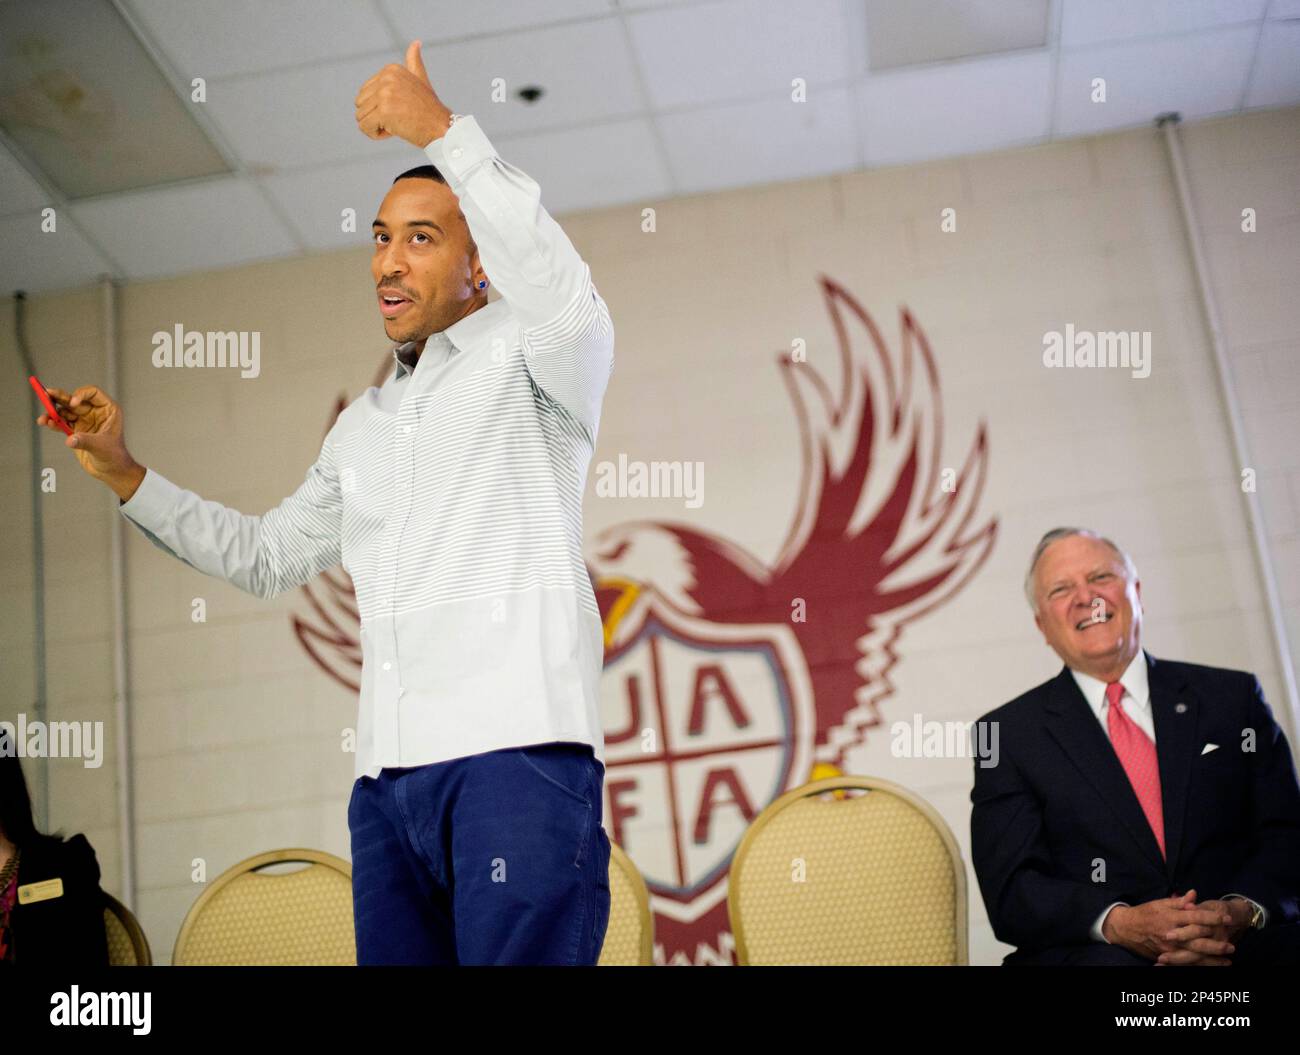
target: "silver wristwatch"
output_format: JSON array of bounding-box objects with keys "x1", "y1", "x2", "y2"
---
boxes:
[{"x1": 1228, "y1": 895, "x2": 1266, "y2": 930}]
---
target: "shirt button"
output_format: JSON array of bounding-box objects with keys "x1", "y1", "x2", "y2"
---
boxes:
[
  {"x1": 382, "y1": 662, "x2": 392, "y2": 670},
  {"x1": 402, "y1": 425, "x2": 413, "y2": 434},
  {"x1": 451, "y1": 147, "x2": 463, "y2": 159}
]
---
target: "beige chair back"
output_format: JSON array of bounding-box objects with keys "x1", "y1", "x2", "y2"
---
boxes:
[
  {"x1": 728, "y1": 775, "x2": 968, "y2": 965},
  {"x1": 597, "y1": 839, "x2": 655, "y2": 965},
  {"x1": 173, "y1": 848, "x2": 354, "y2": 965},
  {"x1": 104, "y1": 891, "x2": 152, "y2": 965}
]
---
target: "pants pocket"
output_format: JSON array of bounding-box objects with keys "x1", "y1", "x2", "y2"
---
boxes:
[{"x1": 514, "y1": 742, "x2": 595, "y2": 806}]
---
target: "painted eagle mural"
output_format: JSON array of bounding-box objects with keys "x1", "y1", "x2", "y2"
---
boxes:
[{"x1": 293, "y1": 274, "x2": 997, "y2": 964}]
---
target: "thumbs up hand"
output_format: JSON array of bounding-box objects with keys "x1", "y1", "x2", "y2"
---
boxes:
[
  {"x1": 355, "y1": 41, "x2": 452, "y2": 148},
  {"x1": 403, "y1": 38, "x2": 432, "y2": 85}
]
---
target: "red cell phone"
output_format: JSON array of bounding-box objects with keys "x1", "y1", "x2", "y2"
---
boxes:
[{"x1": 29, "y1": 375, "x2": 74, "y2": 437}]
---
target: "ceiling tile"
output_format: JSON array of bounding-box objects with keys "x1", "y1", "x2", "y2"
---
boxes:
[
  {"x1": 615, "y1": 0, "x2": 706, "y2": 8},
  {"x1": 857, "y1": 51, "x2": 1052, "y2": 166},
  {"x1": 1246, "y1": 19, "x2": 1300, "y2": 107},
  {"x1": 628, "y1": 0, "x2": 852, "y2": 109},
  {"x1": 202, "y1": 55, "x2": 414, "y2": 170},
  {"x1": 865, "y1": 0, "x2": 1050, "y2": 71},
  {"x1": 658, "y1": 86, "x2": 859, "y2": 194},
  {"x1": 69, "y1": 177, "x2": 299, "y2": 280},
  {"x1": 1060, "y1": 0, "x2": 1268, "y2": 49},
  {"x1": 1, "y1": 0, "x2": 1285, "y2": 285},
  {"x1": 0, "y1": 145, "x2": 50, "y2": 216},
  {"x1": 0, "y1": 0, "x2": 230, "y2": 198},
  {"x1": 123, "y1": 0, "x2": 395, "y2": 79},
  {"x1": 492, "y1": 118, "x2": 672, "y2": 213},
  {"x1": 400, "y1": 18, "x2": 646, "y2": 136},
  {"x1": 0, "y1": 211, "x2": 115, "y2": 293},
  {"x1": 380, "y1": 0, "x2": 616, "y2": 40},
  {"x1": 260, "y1": 154, "x2": 422, "y2": 253},
  {"x1": 262, "y1": 115, "x2": 671, "y2": 250},
  {"x1": 1055, "y1": 26, "x2": 1257, "y2": 135}
]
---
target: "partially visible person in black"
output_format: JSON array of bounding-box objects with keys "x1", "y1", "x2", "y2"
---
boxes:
[{"x1": 0, "y1": 752, "x2": 110, "y2": 966}]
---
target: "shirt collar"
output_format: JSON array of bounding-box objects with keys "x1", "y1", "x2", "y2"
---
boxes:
[
  {"x1": 1070, "y1": 648, "x2": 1150, "y2": 721},
  {"x1": 391, "y1": 298, "x2": 508, "y2": 379}
]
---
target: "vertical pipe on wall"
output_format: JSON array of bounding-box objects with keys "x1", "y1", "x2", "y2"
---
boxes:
[
  {"x1": 1157, "y1": 112, "x2": 1300, "y2": 744},
  {"x1": 14, "y1": 291, "x2": 50, "y2": 832},
  {"x1": 102, "y1": 274, "x2": 137, "y2": 907}
]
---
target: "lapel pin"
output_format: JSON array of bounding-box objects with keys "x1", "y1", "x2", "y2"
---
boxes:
[{"x1": 1175, "y1": 702, "x2": 1187, "y2": 714}]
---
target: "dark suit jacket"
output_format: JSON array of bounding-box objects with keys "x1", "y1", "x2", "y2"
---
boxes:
[
  {"x1": 7, "y1": 833, "x2": 110, "y2": 966},
  {"x1": 970, "y1": 651, "x2": 1300, "y2": 955}
]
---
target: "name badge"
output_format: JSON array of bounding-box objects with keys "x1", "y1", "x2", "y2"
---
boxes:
[{"x1": 18, "y1": 878, "x2": 64, "y2": 904}]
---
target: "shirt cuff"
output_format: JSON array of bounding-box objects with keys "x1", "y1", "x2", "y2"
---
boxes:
[
  {"x1": 1223, "y1": 893, "x2": 1267, "y2": 927},
  {"x1": 118, "y1": 466, "x2": 180, "y2": 530},
  {"x1": 1092, "y1": 901, "x2": 1128, "y2": 943},
  {"x1": 424, "y1": 115, "x2": 494, "y2": 193}
]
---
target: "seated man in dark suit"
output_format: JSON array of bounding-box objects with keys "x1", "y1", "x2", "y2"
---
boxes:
[{"x1": 971, "y1": 527, "x2": 1300, "y2": 965}]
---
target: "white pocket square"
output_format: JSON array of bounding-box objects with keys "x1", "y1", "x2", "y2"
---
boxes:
[{"x1": 1201, "y1": 743, "x2": 1219, "y2": 755}]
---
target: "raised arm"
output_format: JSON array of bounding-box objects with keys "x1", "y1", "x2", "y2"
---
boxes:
[
  {"x1": 424, "y1": 117, "x2": 613, "y2": 433},
  {"x1": 355, "y1": 41, "x2": 614, "y2": 434}
]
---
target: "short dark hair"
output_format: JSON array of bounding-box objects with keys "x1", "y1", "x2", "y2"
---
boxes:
[
  {"x1": 0, "y1": 751, "x2": 66, "y2": 848},
  {"x1": 392, "y1": 164, "x2": 446, "y2": 186}
]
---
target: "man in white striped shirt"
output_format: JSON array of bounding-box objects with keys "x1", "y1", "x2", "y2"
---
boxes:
[{"x1": 37, "y1": 42, "x2": 614, "y2": 965}]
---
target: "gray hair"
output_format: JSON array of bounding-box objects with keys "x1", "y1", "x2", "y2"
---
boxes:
[{"x1": 1024, "y1": 527, "x2": 1138, "y2": 612}]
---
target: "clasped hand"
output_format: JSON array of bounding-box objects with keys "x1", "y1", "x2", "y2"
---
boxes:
[{"x1": 1106, "y1": 889, "x2": 1251, "y2": 965}]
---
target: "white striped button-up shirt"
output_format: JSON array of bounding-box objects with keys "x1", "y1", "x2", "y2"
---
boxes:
[{"x1": 119, "y1": 114, "x2": 614, "y2": 780}]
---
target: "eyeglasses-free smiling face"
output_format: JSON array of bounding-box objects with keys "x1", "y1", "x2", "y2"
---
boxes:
[
  {"x1": 1031, "y1": 533, "x2": 1143, "y2": 682},
  {"x1": 370, "y1": 177, "x2": 486, "y2": 346}
]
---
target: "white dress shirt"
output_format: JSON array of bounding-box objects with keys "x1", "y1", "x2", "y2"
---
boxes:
[
  {"x1": 1071, "y1": 649, "x2": 1154, "y2": 745},
  {"x1": 1069, "y1": 652, "x2": 1266, "y2": 941},
  {"x1": 119, "y1": 114, "x2": 614, "y2": 781}
]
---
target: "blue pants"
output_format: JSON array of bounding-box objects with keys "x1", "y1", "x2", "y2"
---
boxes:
[{"x1": 347, "y1": 741, "x2": 611, "y2": 965}]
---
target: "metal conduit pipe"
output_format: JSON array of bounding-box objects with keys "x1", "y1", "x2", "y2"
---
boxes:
[{"x1": 1157, "y1": 111, "x2": 1300, "y2": 746}]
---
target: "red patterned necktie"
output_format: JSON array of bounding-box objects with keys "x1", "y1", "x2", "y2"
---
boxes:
[{"x1": 1105, "y1": 681, "x2": 1165, "y2": 859}]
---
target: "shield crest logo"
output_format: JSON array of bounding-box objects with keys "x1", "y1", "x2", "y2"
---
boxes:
[{"x1": 599, "y1": 584, "x2": 815, "y2": 921}]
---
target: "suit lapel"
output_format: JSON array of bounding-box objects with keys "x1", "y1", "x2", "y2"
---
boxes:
[
  {"x1": 1044, "y1": 663, "x2": 1165, "y2": 872},
  {"x1": 1147, "y1": 652, "x2": 1197, "y2": 879}
]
